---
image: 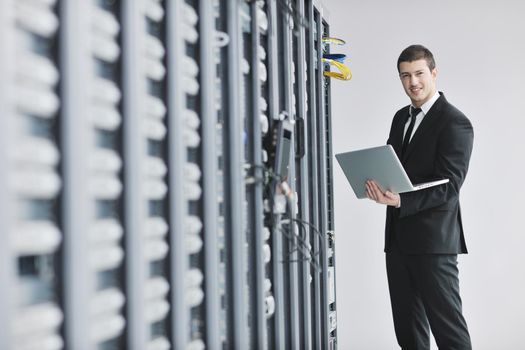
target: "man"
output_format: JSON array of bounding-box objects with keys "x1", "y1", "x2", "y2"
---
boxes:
[{"x1": 365, "y1": 45, "x2": 473, "y2": 349}]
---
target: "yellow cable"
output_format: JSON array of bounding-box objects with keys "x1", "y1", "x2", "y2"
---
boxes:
[
  {"x1": 322, "y1": 37, "x2": 346, "y2": 45},
  {"x1": 322, "y1": 58, "x2": 352, "y2": 81}
]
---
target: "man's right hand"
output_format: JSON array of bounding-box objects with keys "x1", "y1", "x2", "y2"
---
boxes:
[{"x1": 365, "y1": 179, "x2": 400, "y2": 207}]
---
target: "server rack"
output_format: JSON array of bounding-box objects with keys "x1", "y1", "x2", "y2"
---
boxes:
[
  {"x1": 210, "y1": 1, "x2": 232, "y2": 348},
  {"x1": 62, "y1": 1, "x2": 127, "y2": 348},
  {"x1": 0, "y1": 1, "x2": 338, "y2": 349},
  {"x1": 292, "y1": 1, "x2": 314, "y2": 349},
  {"x1": 313, "y1": 4, "x2": 339, "y2": 349},
  {"x1": 122, "y1": 0, "x2": 172, "y2": 348},
  {"x1": 266, "y1": 1, "x2": 287, "y2": 347},
  {"x1": 199, "y1": 1, "x2": 222, "y2": 349},
  {"x1": 0, "y1": 1, "x2": 14, "y2": 347},
  {"x1": 1, "y1": 1, "x2": 64, "y2": 349}
]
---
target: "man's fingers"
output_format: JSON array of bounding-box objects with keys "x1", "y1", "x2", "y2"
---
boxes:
[
  {"x1": 366, "y1": 181, "x2": 377, "y2": 201},
  {"x1": 366, "y1": 180, "x2": 382, "y2": 202},
  {"x1": 369, "y1": 181, "x2": 381, "y2": 197},
  {"x1": 369, "y1": 180, "x2": 381, "y2": 193},
  {"x1": 365, "y1": 182, "x2": 374, "y2": 200}
]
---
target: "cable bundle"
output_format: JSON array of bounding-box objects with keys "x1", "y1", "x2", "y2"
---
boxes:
[{"x1": 322, "y1": 37, "x2": 352, "y2": 80}]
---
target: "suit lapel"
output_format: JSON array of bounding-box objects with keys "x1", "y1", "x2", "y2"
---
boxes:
[
  {"x1": 391, "y1": 107, "x2": 409, "y2": 158},
  {"x1": 402, "y1": 93, "x2": 447, "y2": 162}
]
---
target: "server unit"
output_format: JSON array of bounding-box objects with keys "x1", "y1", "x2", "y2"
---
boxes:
[
  {"x1": 1, "y1": 1, "x2": 63, "y2": 349},
  {"x1": 0, "y1": 0, "x2": 339, "y2": 349}
]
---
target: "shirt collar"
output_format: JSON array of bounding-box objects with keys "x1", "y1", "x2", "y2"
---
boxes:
[{"x1": 413, "y1": 91, "x2": 440, "y2": 116}]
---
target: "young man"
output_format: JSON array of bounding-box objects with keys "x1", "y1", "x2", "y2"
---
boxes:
[{"x1": 365, "y1": 45, "x2": 473, "y2": 349}]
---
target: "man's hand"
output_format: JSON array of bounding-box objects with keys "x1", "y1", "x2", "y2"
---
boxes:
[{"x1": 365, "y1": 179, "x2": 400, "y2": 207}]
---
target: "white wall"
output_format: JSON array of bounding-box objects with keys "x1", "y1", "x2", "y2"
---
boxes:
[{"x1": 324, "y1": 0, "x2": 525, "y2": 348}]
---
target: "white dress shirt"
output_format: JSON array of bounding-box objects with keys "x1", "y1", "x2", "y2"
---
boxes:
[
  {"x1": 396, "y1": 91, "x2": 440, "y2": 208},
  {"x1": 403, "y1": 91, "x2": 440, "y2": 142}
]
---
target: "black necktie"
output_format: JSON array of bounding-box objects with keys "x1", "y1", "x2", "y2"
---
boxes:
[{"x1": 401, "y1": 107, "x2": 421, "y2": 156}]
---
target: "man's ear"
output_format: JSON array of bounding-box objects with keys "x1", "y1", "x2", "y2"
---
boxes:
[{"x1": 431, "y1": 67, "x2": 438, "y2": 79}]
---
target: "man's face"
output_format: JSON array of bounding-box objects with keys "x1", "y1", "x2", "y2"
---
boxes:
[{"x1": 399, "y1": 59, "x2": 437, "y2": 107}]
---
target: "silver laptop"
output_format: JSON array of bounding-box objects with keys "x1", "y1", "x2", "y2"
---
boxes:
[{"x1": 335, "y1": 145, "x2": 449, "y2": 199}]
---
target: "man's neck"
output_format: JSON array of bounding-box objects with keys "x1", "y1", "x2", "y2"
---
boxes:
[{"x1": 412, "y1": 89, "x2": 438, "y2": 108}]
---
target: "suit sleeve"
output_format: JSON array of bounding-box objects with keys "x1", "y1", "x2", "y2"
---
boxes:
[{"x1": 398, "y1": 113, "x2": 474, "y2": 218}]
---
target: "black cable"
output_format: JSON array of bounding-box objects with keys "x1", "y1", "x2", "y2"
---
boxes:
[
  {"x1": 292, "y1": 217, "x2": 325, "y2": 240},
  {"x1": 288, "y1": 216, "x2": 334, "y2": 271},
  {"x1": 246, "y1": 163, "x2": 326, "y2": 269},
  {"x1": 280, "y1": 225, "x2": 317, "y2": 261},
  {"x1": 284, "y1": 218, "x2": 321, "y2": 260},
  {"x1": 242, "y1": 163, "x2": 320, "y2": 271},
  {"x1": 278, "y1": 224, "x2": 320, "y2": 271},
  {"x1": 281, "y1": 185, "x2": 317, "y2": 267}
]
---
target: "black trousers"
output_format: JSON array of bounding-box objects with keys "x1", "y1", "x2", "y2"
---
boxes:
[{"x1": 386, "y1": 242, "x2": 472, "y2": 350}]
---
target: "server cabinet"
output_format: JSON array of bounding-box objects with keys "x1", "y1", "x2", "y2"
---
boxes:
[
  {"x1": 122, "y1": 0, "x2": 172, "y2": 348},
  {"x1": 62, "y1": 1, "x2": 127, "y2": 348},
  {"x1": 1, "y1": 1, "x2": 64, "y2": 349},
  {"x1": 312, "y1": 3, "x2": 339, "y2": 349},
  {"x1": 209, "y1": 1, "x2": 232, "y2": 348},
  {"x1": 0, "y1": 1, "x2": 339, "y2": 349}
]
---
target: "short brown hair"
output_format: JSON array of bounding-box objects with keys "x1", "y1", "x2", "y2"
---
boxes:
[{"x1": 397, "y1": 45, "x2": 436, "y2": 72}]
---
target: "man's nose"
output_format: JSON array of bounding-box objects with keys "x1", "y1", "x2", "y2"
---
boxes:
[{"x1": 410, "y1": 75, "x2": 418, "y2": 86}]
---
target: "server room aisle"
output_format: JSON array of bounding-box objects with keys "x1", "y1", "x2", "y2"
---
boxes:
[{"x1": 0, "y1": 0, "x2": 344, "y2": 349}]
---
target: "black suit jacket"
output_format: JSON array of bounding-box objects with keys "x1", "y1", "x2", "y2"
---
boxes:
[{"x1": 385, "y1": 92, "x2": 474, "y2": 254}]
